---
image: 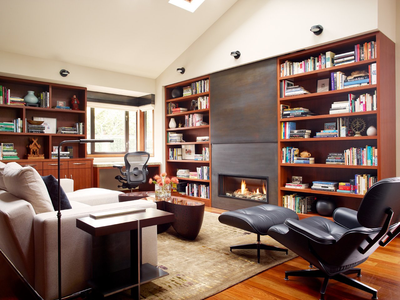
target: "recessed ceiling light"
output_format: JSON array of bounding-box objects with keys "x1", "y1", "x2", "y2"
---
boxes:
[{"x1": 169, "y1": 0, "x2": 205, "y2": 13}]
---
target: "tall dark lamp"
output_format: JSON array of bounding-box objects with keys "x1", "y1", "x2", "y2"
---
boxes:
[{"x1": 57, "y1": 139, "x2": 113, "y2": 300}]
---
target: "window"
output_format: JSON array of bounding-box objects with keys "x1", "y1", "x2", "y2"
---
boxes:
[{"x1": 87, "y1": 104, "x2": 153, "y2": 155}]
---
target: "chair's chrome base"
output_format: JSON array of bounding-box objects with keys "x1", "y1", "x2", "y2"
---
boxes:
[
  {"x1": 285, "y1": 268, "x2": 377, "y2": 300},
  {"x1": 230, "y1": 234, "x2": 288, "y2": 263}
]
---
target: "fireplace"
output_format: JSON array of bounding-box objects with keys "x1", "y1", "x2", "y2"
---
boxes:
[{"x1": 219, "y1": 174, "x2": 268, "y2": 203}]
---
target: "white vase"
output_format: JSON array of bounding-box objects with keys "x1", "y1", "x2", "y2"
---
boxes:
[
  {"x1": 366, "y1": 126, "x2": 377, "y2": 136},
  {"x1": 24, "y1": 91, "x2": 38, "y2": 104},
  {"x1": 169, "y1": 118, "x2": 177, "y2": 129}
]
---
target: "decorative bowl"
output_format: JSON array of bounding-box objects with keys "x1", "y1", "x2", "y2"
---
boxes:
[{"x1": 27, "y1": 120, "x2": 44, "y2": 125}]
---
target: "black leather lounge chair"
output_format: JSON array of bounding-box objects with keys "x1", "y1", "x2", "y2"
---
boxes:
[{"x1": 268, "y1": 177, "x2": 400, "y2": 300}]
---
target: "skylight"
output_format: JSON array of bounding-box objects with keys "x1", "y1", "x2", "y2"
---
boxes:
[{"x1": 169, "y1": 0, "x2": 205, "y2": 13}]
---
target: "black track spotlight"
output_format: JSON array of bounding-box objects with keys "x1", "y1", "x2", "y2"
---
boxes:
[
  {"x1": 177, "y1": 67, "x2": 185, "y2": 74},
  {"x1": 310, "y1": 25, "x2": 323, "y2": 35},
  {"x1": 59, "y1": 69, "x2": 70, "y2": 77},
  {"x1": 230, "y1": 51, "x2": 241, "y2": 59}
]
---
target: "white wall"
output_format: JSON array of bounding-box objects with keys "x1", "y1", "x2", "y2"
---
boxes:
[{"x1": 155, "y1": 0, "x2": 398, "y2": 172}]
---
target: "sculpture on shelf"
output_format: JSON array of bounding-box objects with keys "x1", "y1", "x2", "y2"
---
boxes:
[
  {"x1": 70, "y1": 95, "x2": 79, "y2": 110},
  {"x1": 27, "y1": 138, "x2": 44, "y2": 159}
]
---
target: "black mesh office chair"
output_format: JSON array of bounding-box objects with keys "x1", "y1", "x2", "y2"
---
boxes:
[
  {"x1": 114, "y1": 151, "x2": 150, "y2": 190},
  {"x1": 268, "y1": 177, "x2": 400, "y2": 300}
]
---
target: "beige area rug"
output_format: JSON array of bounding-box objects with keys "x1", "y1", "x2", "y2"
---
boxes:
[{"x1": 136, "y1": 211, "x2": 297, "y2": 300}]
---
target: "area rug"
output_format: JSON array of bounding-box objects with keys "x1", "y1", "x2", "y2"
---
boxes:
[{"x1": 136, "y1": 211, "x2": 296, "y2": 300}]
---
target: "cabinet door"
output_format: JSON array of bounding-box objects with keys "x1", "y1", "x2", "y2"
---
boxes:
[
  {"x1": 42, "y1": 161, "x2": 69, "y2": 178},
  {"x1": 68, "y1": 160, "x2": 93, "y2": 190},
  {"x1": 18, "y1": 162, "x2": 43, "y2": 174}
]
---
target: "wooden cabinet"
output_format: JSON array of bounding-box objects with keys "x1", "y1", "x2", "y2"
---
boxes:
[
  {"x1": 68, "y1": 159, "x2": 93, "y2": 190},
  {"x1": 164, "y1": 76, "x2": 211, "y2": 206},
  {"x1": 277, "y1": 31, "x2": 396, "y2": 217}
]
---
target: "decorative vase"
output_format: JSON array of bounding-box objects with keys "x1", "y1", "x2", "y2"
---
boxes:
[
  {"x1": 366, "y1": 126, "x2": 377, "y2": 136},
  {"x1": 169, "y1": 117, "x2": 177, "y2": 129},
  {"x1": 155, "y1": 184, "x2": 172, "y2": 201},
  {"x1": 24, "y1": 91, "x2": 38, "y2": 104}
]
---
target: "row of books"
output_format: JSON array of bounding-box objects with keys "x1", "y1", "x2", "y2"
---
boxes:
[
  {"x1": 182, "y1": 79, "x2": 210, "y2": 96},
  {"x1": 168, "y1": 146, "x2": 209, "y2": 161},
  {"x1": 282, "y1": 194, "x2": 316, "y2": 214},
  {"x1": 0, "y1": 143, "x2": 19, "y2": 160},
  {"x1": 180, "y1": 183, "x2": 210, "y2": 199},
  {"x1": 0, "y1": 118, "x2": 23, "y2": 133},
  {"x1": 281, "y1": 148, "x2": 315, "y2": 164},
  {"x1": 337, "y1": 174, "x2": 377, "y2": 195},
  {"x1": 195, "y1": 166, "x2": 210, "y2": 180},
  {"x1": 344, "y1": 146, "x2": 378, "y2": 166},
  {"x1": 184, "y1": 113, "x2": 204, "y2": 127},
  {"x1": 279, "y1": 40, "x2": 377, "y2": 77}
]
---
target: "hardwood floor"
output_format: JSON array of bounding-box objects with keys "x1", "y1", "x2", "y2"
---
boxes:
[{"x1": 205, "y1": 207, "x2": 400, "y2": 300}]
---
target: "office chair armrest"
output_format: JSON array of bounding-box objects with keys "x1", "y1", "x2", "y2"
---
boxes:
[
  {"x1": 113, "y1": 164, "x2": 126, "y2": 176},
  {"x1": 333, "y1": 207, "x2": 361, "y2": 229},
  {"x1": 285, "y1": 218, "x2": 337, "y2": 245}
]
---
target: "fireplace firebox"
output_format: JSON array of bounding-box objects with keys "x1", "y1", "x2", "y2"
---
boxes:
[{"x1": 219, "y1": 174, "x2": 268, "y2": 203}]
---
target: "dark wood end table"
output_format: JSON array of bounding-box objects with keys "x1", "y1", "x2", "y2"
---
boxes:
[{"x1": 76, "y1": 208, "x2": 174, "y2": 299}]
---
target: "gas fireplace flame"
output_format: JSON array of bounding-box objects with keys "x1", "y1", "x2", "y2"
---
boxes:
[
  {"x1": 263, "y1": 183, "x2": 266, "y2": 194},
  {"x1": 227, "y1": 179, "x2": 267, "y2": 201},
  {"x1": 241, "y1": 180, "x2": 247, "y2": 194}
]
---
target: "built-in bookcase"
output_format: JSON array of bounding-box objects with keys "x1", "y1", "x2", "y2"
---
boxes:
[
  {"x1": 164, "y1": 75, "x2": 211, "y2": 206},
  {"x1": 277, "y1": 31, "x2": 396, "y2": 218}
]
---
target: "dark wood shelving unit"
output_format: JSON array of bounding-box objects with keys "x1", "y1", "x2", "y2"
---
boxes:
[
  {"x1": 0, "y1": 76, "x2": 93, "y2": 190},
  {"x1": 164, "y1": 75, "x2": 211, "y2": 206},
  {"x1": 277, "y1": 31, "x2": 396, "y2": 216}
]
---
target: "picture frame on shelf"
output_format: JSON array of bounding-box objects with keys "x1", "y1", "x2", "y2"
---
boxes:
[
  {"x1": 33, "y1": 117, "x2": 57, "y2": 134},
  {"x1": 317, "y1": 78, "x2": 329, "y2": 93},
  {"x1": 57, "y1": 100, "x2": 67, "y2": 107},
  {"x1": 181, "y1": 144, "x2": 195, "y2": 160}
]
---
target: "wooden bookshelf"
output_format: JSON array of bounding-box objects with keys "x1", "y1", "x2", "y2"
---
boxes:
[
  {"x1": 164, "y1": 75, "x2": 211, "y2": 206},
  {"x1": 0, "y1": 76, "x2": 93, "y2": 189},
  {"x1": 277, "y1": 31, "x2": 396, "y2": 217}
]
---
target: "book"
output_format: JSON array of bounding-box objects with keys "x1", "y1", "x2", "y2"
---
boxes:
[
  {"x1": 326, "y1": 51, "x2": 335, "y2": 68},
  {"x1": 285, "y1": 182, "x2": 309, "y2": 189}
]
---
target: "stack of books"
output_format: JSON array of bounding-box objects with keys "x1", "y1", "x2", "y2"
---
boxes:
[
  {"x1": 51, "y1": 151, "x2": 70, "y2": 159},
  {"x1": 282, "y1": 107, "x2": 314, "y2": 118},
  {"x1": 311, "y1": 181, "x2": 338, "y2": 192},
  {"x1": 337, "y1": 182, "x2": 351, "y2": 193},
  {"x1": 9, "y1": 97, "x2": 25, "y2": 106},
  {"x1": 314, "y1": 129, "x2": 338, "y2": 138},
  {"x1": 168, "y1": 132, "x2": 183, "y2": 143},
  {"x1": 329, "y1": 101, "x2": 350, "y2": 114},
  {"x1": 57, "y1": 127, "x2": 78, "y2": 134},
  {"x1": 284, "y1": 85, "x2": 310, "y2": 97},
  {"x1": 293, "y1": 156, "x2": 315, "y2": 164},
  {"x1": 27, "y1": 123, "x2": 45, "y2": 133},
  {"x1": 333, "y1": 51, "x2": 355, "y2": 66},
  {"x1": 0, "y1": 122, "x2": 14, "y2": 132},
  {"x1": 0, "y1": 143, "x2": 19, "y2": 160},
  {"x1": 171, "y1": 107, "x2": 187, "y2": 113},
  {"x1": 326, "y1": 153, "x2": 345, "y2": 165},
  {"x1": 285, "y1": 182, "x2": 309, "y2": 189},
  {"x1": 343, "y1": 71, "x2": 369, "y2": 88},
  {"x1": 290, "y1": 129, "x2": 311, "y2": 139}
]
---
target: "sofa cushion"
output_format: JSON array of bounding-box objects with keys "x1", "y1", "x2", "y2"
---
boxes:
[
  {"x1": 3, "y1": 163, "x2": 54, "y2": 214},
  {"x1": 0, "y1": 162, "x2": 5, "y2": 190},
  {"x1": 41, "y1": 175, "x2": 72, "y2": 210}
]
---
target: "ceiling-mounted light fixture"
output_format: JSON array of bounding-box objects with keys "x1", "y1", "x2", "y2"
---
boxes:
[
  {"x1": 59, "y1": 69, "x2": 70, "y2": 77},
  {"x1": 230, "y1": 51, "x2": 241, "y2": 59},
  {"x1": 177, "y1": 67, "x2": 185, "y2": 74},
  {"x1": 310, "y1": 25, "x2": 323, "y2": 35}
]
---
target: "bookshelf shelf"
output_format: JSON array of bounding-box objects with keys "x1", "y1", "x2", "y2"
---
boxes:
[
  {"x1": 165, "y1": 75, "x2": 211, "y2": 205},
  {"x1": 277, "y1": 31, "x2": 396, "y2": 215}
]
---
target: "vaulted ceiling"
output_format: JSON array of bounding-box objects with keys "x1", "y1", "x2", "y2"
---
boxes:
[{"x1": 0, "y1": 0, "x2": 237, "y2": 79}]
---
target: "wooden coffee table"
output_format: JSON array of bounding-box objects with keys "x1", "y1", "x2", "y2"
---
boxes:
[{"x1": 76, "y1": 208, "x2": 174, "y2": 299}]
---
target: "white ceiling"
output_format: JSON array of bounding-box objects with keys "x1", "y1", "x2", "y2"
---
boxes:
[{"x1": 0, "y1": 0, "x2": 237, "y2": 79}]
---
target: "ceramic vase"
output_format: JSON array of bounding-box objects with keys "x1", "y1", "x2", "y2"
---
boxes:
[
  {"x1": 169, "y1": 117, "x2": 177, "y2": 129},
  {"x1": 24, "y1": 91, "x2": 38, "y2": 104},
  {"x1": 155, "y1": 184, "x2": 172, "y2": 201}
]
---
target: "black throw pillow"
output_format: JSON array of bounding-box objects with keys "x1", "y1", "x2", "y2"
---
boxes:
[{"x1": 41, "y1": 175, "x2": 72, "y2": 210}]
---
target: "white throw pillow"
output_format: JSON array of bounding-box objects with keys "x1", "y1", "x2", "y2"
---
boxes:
[
  {"x1": 3, "y1": 163, "x2": 54, "y2": 214},
  {"x1": 0, "y1": 161, "x2": 6, "y2": 190}
]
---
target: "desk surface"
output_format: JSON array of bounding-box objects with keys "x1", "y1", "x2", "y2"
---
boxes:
[{"x1": 76, "y1": 208, "x2": 174, "y2": 236}]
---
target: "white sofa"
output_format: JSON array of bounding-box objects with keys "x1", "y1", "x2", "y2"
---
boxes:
[{"x1": 0, "y1": 162, "x2": 157, "y2": 300}]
